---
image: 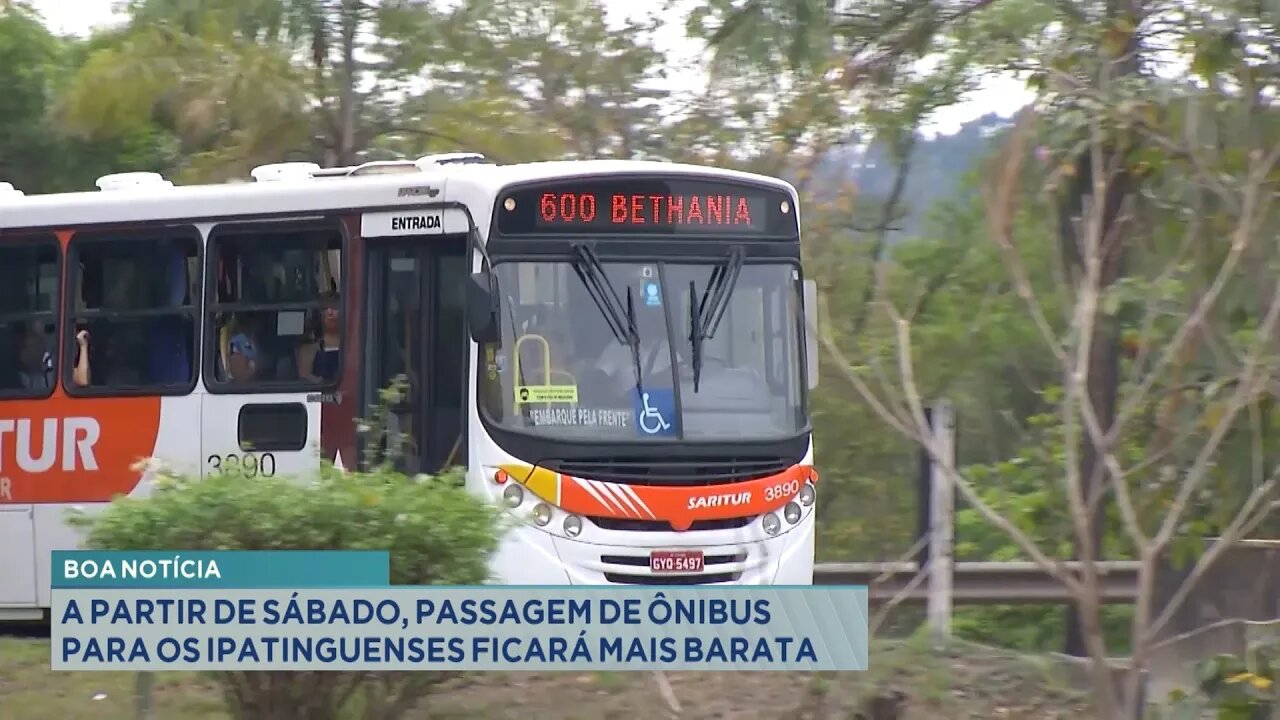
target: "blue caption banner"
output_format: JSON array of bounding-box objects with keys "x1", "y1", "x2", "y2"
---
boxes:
[
  {"x1": 49, "y1": 551, "x2": 869, "y2": 672},
  {"x1": 52, "y1": 551, "x2": 389, "y2": 589}
]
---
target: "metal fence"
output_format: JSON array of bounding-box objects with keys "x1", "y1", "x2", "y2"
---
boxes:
[{"x1": 813, "y1": 560, "x2": 1141, "y2": 604}]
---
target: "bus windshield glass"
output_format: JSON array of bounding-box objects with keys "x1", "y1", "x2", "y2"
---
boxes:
[{"x1": 477, "y1": 258, "x2": 807, "y2": 442}]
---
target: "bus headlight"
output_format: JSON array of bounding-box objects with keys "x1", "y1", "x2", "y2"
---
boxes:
[
  {"x1": 799, "y1": 482, "x2": 816, "y2": 507},
  {"x1": 784, "y1": 502, "x2": 801, "y2": 525},
  {"x1": 532, "y1": 503, "x2": 552, "y2": 526},
  {"x1": 563, "y1": 515, "x2": 583, "y2": 538},
  {"x1": 502, "y1": 484, "x2": 523, "y2": 508},
  {"x1": 762, "y1": 513, "x2": 781, "y2": 536}
]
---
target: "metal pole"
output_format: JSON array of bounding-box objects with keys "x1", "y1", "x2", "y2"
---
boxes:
[
  {"x1": 135, "y1": 672, "x2": 154, "y2": 720},
  {"x1": 925, "y1": 400, "x2": 955, "y2": 643},
  {"x1": 916, "y1": 407, "x2": 934, "y2": 570}
]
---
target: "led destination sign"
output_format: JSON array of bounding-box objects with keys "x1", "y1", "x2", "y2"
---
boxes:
[{"x1": 496, "y1": 177, "x2": 798, "y2": 238}]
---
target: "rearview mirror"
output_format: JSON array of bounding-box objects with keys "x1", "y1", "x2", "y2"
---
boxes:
[
  {"x1": 466, "y1": 272, "x2": 500, "y2": 345},
  {"x1": 803, "y1": 279, "x2": 818, "y2": 389}
]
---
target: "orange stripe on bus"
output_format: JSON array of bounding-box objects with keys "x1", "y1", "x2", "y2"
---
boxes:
[
  {"x1": 504, "y1": 462, "x2": 816, "y2": 531},
  {"x1": 0, "y1": 397, "x2": 161, "y2": 504}
]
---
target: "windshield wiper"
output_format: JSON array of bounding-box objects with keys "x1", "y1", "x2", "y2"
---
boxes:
[
  {"x1": 689, "y1": 246, "x2": 745, "y2": 392},
  {"x1": 571, "y1": 243, "x2": 644, "y2": 392},
  {"x1": 624, "y1": 285, "x2": 643, "y2": 392}
]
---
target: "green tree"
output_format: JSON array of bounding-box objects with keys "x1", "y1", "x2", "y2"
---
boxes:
[
  {"x1": 378, "y1": 0, "x2": 712, "y2": 164},
  {"x1": 53, "y1": 0, "x2": 704, "y2": 179},
  {"x1": 0, "y1": 2, "x2": 173, "y2": 192},
  {"x1": 57, "y1": 0, "x2": 460, "y2": 181}
]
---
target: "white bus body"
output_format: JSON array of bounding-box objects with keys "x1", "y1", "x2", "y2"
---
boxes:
[{"x1": 0, "y1": 157, "x2": 819, "y2": 620}]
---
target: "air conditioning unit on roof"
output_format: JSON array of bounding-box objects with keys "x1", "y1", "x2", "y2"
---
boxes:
[
  {"x1": 250, "y1": 163, "x2": 322, "y2": 182},
  {"x1": 96, "y1": 172, "x2": 173, "y2": 191},
  {"x1": 349, "y1": 160, "x2": 421, "y2": 176},
  {"x1": 415, "y1": 153, "x2": 490, "y2": 168}
]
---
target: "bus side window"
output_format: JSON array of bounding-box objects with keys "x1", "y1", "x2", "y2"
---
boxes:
[
  {"x1": 0, "y1": 236, "x2": 60, "y2": 397},
  {"x1": 66, "y1": 231, "x2": 200, "y2": 394},
  {"x1": 207, "y1": 224, "x2": 344, "y2": 390}
]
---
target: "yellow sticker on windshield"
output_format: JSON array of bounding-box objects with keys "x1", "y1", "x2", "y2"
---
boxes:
[{"x1": 515, "y1": 384, "x2": 579, "y2": 405}]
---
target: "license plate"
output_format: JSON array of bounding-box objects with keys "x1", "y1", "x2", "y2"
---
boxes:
[{"x1": 649, "y1": 550, "x2": 704, "y2": 574}]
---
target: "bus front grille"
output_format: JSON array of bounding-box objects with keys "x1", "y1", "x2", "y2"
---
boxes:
[
  {"x1": 604, "y1": 572, "x2": 740, "y2": 585},
  {"x1": 586, "y1": 516, "x2": 753, "y2": 532}
]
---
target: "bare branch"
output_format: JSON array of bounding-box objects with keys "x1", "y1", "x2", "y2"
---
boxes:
[
  {"x1": 850, "y1": 134, "x2": 917, "y2": 337},
  {"x1": 868, "y1": 535, "x2": 930, "y2": 637},
  {"x1": 652, "y1": 671, "x2": 682, "y2": 717},
  {"x1": 986, "y1": 108, "x2": 1066, "y2": 362},
  {"x1": 817, "y1": 324, "x2": 917, "y2": 439}
]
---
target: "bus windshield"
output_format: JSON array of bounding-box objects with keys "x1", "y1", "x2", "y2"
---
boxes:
[{"x1": 478, "y1": 257, "x2": 807, "y2": 442}]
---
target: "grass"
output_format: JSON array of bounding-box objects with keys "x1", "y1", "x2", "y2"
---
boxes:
[
  {"x1": 0, "y1": 638, "x2": 226, "y2": 719},
  {"x1": 1, "y1": 633, "x2": 1093, "y2": 719}
]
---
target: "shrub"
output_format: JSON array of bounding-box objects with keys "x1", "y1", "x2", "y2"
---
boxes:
[
  {"x1": 1155, "y1": 643, "x2": 1280, "y2": 720},
  {"x1": 68, "y1": 459, "x2": 501, "y2": 720}
]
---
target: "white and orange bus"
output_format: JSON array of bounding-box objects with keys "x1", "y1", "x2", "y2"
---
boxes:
[{"x1": 0, "y1": 156, "x2": 819, "y2": 619}]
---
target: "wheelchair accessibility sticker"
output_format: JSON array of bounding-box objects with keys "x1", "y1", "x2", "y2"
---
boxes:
[{"x1": 632, "y1": 388, "x2": 677, "y2": 437}]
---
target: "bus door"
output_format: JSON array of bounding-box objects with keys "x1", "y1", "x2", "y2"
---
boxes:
[{"x1": 361, "y1": 209, "x2": 469, "y2": 475}]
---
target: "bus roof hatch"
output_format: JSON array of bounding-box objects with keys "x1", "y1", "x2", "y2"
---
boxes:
[
  {"x1": 250, "y1": 162, "x2": 322, "y2": 182},
  {"x1": 96, "y1": 172, "x2": 174, "y2": 191},
  {"x1": 415, "y1": 153, "x2": 490, "y2": 168},
  {"x1": 348, "y1": 160, "x2": 421, "y2": 176}
]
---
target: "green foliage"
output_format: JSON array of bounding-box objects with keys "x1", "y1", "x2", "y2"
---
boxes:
[
  {"x1": 48, "y1": 0, "x2": 702, "y2": 180},
  {"x1": 0, "y1": 3, "x2": 174, "y2": 192},
  {"x1": 953, "y1": 605, "x2": 1134, "y2": 655},
  {"x1": 687, "y1": 0, "x2": 833, "y2": 84}
]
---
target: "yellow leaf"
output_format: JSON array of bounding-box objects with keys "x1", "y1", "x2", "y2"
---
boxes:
[
  {"x1": 1251, "y1": 675, "x2": 1274, "y2": 690},
  {"x1": 1225, "y1": 672, "x2": 1255, "y2": 684},
  {"x1": 1203, "y1": 401, "x2": 1225, "y2": 431}
]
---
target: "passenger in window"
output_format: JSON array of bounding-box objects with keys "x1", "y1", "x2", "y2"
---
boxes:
[
  {"x1": 226, "y1": 315, "x2": 262, "y2": 383},
  {"x1": 71, "y1": 328, "x2": 91, "y2": 387},
  {"x1": 296, "y1": 290, "x2": 341, "y2": 383},
  {"x1": 90, "y1": 326, "x2": 143, "y2": 387},
  {"x1": 15, "y1": 322, "x2": 54, "y2": 390}
]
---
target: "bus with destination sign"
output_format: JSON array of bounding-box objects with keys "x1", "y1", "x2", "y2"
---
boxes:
[{"x1": 0, "y1": 157, "x2": 819, "y2": 619}]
